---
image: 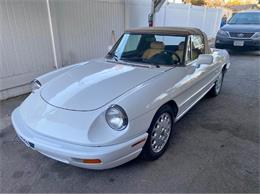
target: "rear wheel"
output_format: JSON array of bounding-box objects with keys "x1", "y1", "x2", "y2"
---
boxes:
[
  {"x1": 140, "y1": 104, "x2": 175, "y2": 160},
  {"x1": 209, "y1": 71, "x2": 224, "y2": 97}
]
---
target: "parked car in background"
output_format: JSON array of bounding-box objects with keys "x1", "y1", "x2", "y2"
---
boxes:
[
  {"x1": 215, "y1": 11, "x2": 260, "y2": 50},
  {"x1": 12, "y1": 27, "x2": 230, "y2": 170}
]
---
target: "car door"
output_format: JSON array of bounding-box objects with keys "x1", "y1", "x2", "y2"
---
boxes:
[{"x1": 176, "y1": 35, "x2": 219, "y2": 117}]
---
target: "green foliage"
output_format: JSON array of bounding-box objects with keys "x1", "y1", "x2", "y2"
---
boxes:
[{"x1": 184, "y1": 0, "x2": 206, "y2": 6}]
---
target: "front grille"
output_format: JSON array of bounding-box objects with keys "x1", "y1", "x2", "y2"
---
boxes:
[{"x1": 228, "y1": 32, "x2": 255, "y2": 38}]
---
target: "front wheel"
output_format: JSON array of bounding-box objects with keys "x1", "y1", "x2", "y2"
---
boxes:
[
  {"x1": 209, "y1": 71, "x2": 224, "y2": 97},
  {"x1": 140, "y1": 105, "x2": 175, "y2": 161}
]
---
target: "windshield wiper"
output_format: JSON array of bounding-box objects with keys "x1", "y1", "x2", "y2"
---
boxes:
[
  {"x1": 119, "y1": 58, "x2": 160, "y2": 68},
  {"x1": 106, "y1": 58, "x2": 159, "y2": 68}
]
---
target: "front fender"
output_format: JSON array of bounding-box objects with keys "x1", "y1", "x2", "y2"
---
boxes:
[{"x1": 108, "y1": 67, "x2": 188, "y2": 140}]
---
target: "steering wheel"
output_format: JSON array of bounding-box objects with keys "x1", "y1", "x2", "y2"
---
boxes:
[{"x1": 171, "y1": 53, "x2": 181, "y2": 64}]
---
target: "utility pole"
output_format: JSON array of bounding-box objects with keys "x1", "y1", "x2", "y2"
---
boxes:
[{"x1": 148, "y1": 0, "x2": 166, "y2": 27}]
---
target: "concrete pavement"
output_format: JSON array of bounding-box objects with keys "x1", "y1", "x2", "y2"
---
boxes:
[{"x1": 0, "y1": 50, "x2": 259, "y2": 193}]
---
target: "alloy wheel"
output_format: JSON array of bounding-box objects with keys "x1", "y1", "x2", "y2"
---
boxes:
[{"x1": 150, "y1": 112, "x2": 172, "y2": 153}]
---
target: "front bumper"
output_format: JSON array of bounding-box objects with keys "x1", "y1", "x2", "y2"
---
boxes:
[
  {"x1": 12, "y1": 107, "x2": 147, "y2": 170},
  {"x1": 215, "y1": 36, "x2": 260, "y2": 50}
]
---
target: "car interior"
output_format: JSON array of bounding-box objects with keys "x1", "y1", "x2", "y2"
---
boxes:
[
  {"x1": 117, "y1": 34, "x2": 185, "y2": 66},
  {"x1": 110, "y1": 33, "x2": 205, "y2": 66}
]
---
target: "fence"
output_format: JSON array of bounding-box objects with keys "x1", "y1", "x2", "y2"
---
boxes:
[
  {"x1": 0, "y1": 0, "x2": 229, "y2": 100},
  {"x1": 125, "y1": 0, "x2": 229, "y2": 39}
]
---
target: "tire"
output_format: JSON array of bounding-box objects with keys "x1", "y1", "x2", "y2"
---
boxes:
[
  {"x1": 140, "y1": 104, "x2": 175, "y2": 161},
  {"x1": 209, "y1": 71, "x2": 224, "y2": 97}
]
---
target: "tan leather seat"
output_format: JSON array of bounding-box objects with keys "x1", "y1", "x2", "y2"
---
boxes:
[
  {"x1": 142, "y1": 41, "x2": 165, "y2": 60},
  {"x1": 191, "y1": 44, "x2": 201, "y2": 60},
  {"x1": 172, "y1": 42, "x2": 185, "y2": 62},
  {"x1": 172, "y1": 42, "x2": 201, "y2": 62}
]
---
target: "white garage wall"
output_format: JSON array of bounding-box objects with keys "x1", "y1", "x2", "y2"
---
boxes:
[
  {"x1": 51, "y1": 0, "x2": 125, "y2": 66},
  {"x1": 0, "y1": 0, "x2": 55, "y2": 100},
  {"x1": 0, "y1": 0, "x2": 125, "y2": 100},
  {"x1": 124, "y1": 0, "x2": 150, "y2": 29}
]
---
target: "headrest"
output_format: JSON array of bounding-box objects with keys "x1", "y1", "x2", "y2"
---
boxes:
[
  {"x1": 178, "y1": 41, "x2": 185, "y2": 50},
  {"x1": 150, "y1": 41, "x2": 165, "y2": 49}
]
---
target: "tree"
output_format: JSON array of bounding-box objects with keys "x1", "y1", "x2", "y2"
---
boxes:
[
  {"x1": 204, "y1": 0, "x2": 224, "y2": 7},
  {"x1": 225, "y1": 0, "x2": 258, "y2": 6},
  {"x1": 183, "y1": 0, "x2": 206, "y2": 5},
  {"x1": 184, "y1": 0, "x2": 258, "y2": 6}
]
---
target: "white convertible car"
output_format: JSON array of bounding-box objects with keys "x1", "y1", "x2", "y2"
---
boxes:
[{"x1": 12, "y1": 27, "x2": 230, "y2": 169}]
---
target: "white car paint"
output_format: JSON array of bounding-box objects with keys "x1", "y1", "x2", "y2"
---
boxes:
[
  {"x1": 12, "y1": 29, "x2": 230, "y2": 170},
  {"x1": 40, "y1": 59, "x2": 169, "y2": 111}
]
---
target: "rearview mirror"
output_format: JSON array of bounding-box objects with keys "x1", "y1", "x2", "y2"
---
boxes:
[{"x1": 197, "y1": 54, "x2": 213, "y2": 65}]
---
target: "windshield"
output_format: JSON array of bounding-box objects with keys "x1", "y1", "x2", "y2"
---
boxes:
[
  {"x1": 228, "y1": 12, "x2": 260, "y2": 25},
  {"x1": 107, "y1": 33, "x2": 186, "y2": 66}
]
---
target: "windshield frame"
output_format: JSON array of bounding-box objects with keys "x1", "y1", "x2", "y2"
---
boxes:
[{"x1": 106, "y1": 32, "x2": 188, "y2": 67}]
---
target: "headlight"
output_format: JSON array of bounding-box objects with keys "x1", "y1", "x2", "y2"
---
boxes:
[
  {"x1": 31, "y1": 79, "x2": 41, "y2": 92},
  {"x1": 252, "y1": 32, "x2": 260, "y2": 39},
  {"x1": 217, "y1": 30, "x2": 229, "y2": 37},
  {"x1": 105, "y1": 105, "x2": 128, "y2": 130}
]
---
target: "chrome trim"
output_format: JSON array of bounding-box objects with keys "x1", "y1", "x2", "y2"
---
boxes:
[
  {"x1": 105, "y1": 105, "x2": 128, "y2": 131},
  {"x1": 151, "y1": 112, "x2": 172, "y2": 153},
  {"x1": 227, "y1": 32, "x2": 255, "y2": 40}
]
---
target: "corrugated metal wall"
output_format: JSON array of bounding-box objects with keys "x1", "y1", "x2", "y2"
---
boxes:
[
  {"x1": 0, "y1": 0, "x2": 55, "y2": 100},
  {"x1": 51, "y1": 0, "x2": 124, "y2": 66},
  {"x1": 0, "y1": 0, "x2": 125, "y2": 100}
]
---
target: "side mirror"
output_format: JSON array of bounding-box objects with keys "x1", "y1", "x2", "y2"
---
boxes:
[{"x1": 197, "y1": 54, "x2": 213, "y2": 66}]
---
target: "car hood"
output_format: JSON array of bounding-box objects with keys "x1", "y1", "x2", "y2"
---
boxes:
[
  {"x1": 40, "y1": 59, "x2": 166, "y2": 111},
  {"x1": 221, "y1": 24, "x2": 260, "y2": 32}
]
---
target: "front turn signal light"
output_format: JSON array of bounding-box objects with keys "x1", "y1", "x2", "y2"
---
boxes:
[{"x1": 81, "y1": 159, "x2": 102, "y2": 164}]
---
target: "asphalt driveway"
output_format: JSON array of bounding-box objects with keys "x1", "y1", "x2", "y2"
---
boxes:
[{"x1": 0, "y1": 51, "x2": 259, "y2": 193}]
